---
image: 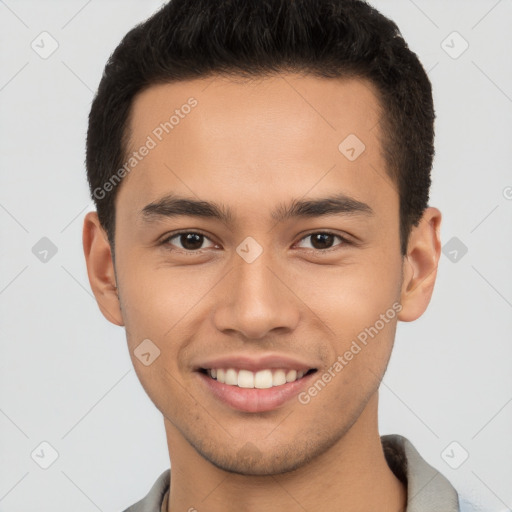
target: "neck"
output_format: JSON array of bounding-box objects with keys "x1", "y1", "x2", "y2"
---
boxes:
[{"x1": 165, "y1": 392, "x2": 406, "y2": 512}]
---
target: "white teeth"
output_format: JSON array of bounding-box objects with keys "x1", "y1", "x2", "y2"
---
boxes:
[
  {"x1": 225, "y1": 368, "x2": 238, "y2": 385},
  {"x1": 238, "y1": 369, "x2": 254, "y2": 388},
  {"x1": 286, "y1": 370, "x2": 297, "y2": 383},
  {"x1": 207, "y1": 368, "x2": 309, "y2": 388},
  {"x1": 272, "y1": 369, "x2": 287, "y2": 386},
  {"x1": 254, "y1": 369, "x2": 273, "y2": 389}
]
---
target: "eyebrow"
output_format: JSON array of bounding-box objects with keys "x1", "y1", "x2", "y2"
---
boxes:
[{"x1": 140, "y1": 192, "x2": 374, "y2": 225}]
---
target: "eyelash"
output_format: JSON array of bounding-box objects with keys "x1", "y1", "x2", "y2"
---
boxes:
[{"x1": 160, "y1": 230, "x2": 351, "y2": 253}]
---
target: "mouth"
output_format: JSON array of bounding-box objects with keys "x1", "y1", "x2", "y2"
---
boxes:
[
  {"x1": 199, "y1": 367, "x2": 317, "y2": 389},
  {"x1": 196, "y1": 365, "x2": 318, "y2": 413}
]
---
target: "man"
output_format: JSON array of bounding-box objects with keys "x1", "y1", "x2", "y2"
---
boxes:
[{"x1": 82, "y1": 0, "x2": 468, "y2": 510}]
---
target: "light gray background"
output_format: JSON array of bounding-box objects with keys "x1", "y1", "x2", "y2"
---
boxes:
[{"x1": 1, "y1": 0, "x2": 511, "y2": 511}]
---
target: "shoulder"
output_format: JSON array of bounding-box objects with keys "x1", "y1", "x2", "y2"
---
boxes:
[
  {"x1": 382, "y1": 434, "x2": 461, "y2": 511},
  {"x1": 121, "y1": 469, "x2": 170, "y2": 512}
]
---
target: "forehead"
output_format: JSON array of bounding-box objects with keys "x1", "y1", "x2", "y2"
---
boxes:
[
  {"x1": 127, "y1": 73, "x2": 383, "y2": 153},
  {"x1": 118, "y1": 73, "x2": 394, "y2": 225}
]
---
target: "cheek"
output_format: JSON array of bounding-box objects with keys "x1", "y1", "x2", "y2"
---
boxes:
[
  {"x1": 116, "y1": 254, "x2": 211, "y2": 344},
  {"x1": 289, "y1": 251, "x2": 402, "y2": 329}
]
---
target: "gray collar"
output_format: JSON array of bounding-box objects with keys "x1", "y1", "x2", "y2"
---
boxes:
[{"x1": 382, "y1": 434, "x2": 460, "y2": 511}]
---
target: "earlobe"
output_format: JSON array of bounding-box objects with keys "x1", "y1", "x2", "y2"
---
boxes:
[
  {"x1": 82, "y1": 211, "x2": 124, "y2": 326},
  {"x1": 398, "y1": 207, "x2": 442, "y2": 322}
]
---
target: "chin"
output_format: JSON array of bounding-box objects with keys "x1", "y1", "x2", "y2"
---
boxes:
[
  {"x1": 206, "y1": 452, "x2": 308, "y2": 476},
  {"x1": 193, "y1": 436, "x2": 334, "y2": 477}
]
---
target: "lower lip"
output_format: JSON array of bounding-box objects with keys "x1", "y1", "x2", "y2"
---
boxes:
[{"x1": 198, "y1": 371, "x2": 316, "y2": 413}]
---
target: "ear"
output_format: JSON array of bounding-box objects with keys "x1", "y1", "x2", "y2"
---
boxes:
[
  {"x1": 398, "y1": 207, "x2": 442, "y2": 322},
  {"x1": 82, "y1": 211, "x2": 124, "y2": 326}
]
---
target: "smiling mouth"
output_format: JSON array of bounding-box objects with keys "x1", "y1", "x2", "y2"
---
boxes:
[{"x1": 199, "y1": 368, "x2": 317, "y2": 389}]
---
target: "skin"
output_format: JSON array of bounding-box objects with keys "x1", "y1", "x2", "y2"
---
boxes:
[{"x1": 83, "y1": 73, "x2": 441, "y2": 512}]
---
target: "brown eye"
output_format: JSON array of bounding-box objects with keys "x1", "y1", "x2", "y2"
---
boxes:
[
  {"x1": 297, "y1": 232, "x2": 346, "y2": 251},
  {"x1": 163, "y1": 232, "x2": 216, "y2": 251}
]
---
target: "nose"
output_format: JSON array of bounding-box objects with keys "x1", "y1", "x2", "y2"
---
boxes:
[{"x1": 212, "y1": 253, "x2": 301, "y2": 341}]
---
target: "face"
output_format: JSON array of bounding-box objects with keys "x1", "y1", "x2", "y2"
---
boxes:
[{"x1": 84, "y1": 73, "x2": 440, "y2": 476}]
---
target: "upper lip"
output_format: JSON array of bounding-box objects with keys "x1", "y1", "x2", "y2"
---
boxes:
[{"x1": 194, "y1": 353, "x2": 319, "y2": 372}]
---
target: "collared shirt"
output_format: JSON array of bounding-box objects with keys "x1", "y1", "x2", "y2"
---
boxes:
[{"x1": 123, "y1": 434, "x2": 467, "y2": 512}]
